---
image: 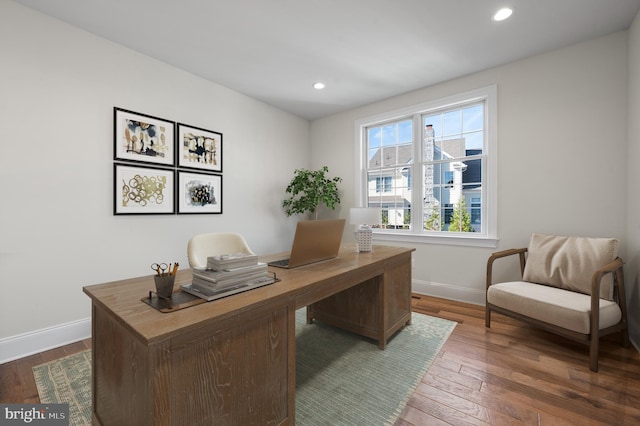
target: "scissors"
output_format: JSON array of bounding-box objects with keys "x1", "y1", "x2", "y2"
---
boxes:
[{"x1": 151, "y1": 262, "x2": 169, "y2": 276}]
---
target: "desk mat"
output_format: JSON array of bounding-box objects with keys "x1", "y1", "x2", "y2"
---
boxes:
[
  {"x1": 141, "y1": 290, "x2": 205, "y2": 313},
  {"x1": 141, "y1": 275, "x2": 280, "y2": 313}
]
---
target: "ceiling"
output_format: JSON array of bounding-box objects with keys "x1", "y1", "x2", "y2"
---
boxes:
[{"x1": 14, "y1": 0, "x2": 640, "y2": 120}]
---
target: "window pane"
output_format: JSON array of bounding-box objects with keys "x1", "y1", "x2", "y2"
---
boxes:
[
  {"x1": 368, "y1": 127, "x2": 381, "y2": 149},
  {"x1": 443, "y1": 110, "x2": 461, "y2": 136},
  {"x1": 382, "y1": 124, "x2": 396, "y2": 146},
  {"x1": 464, "y1": 131, "x2": 483, "y2": 152},
  {"x1": 468, "y1": 190, "x2": 482, "y2": 231},
  {"x1": 423, "y1": 200, "x2": 441, "y2": 231},
  {"x1": 382, "y1": 147, "x2": 394, "y2": 167},
  {"x1": 423, "y1": 114, "x2": 441, "y2": 138},
  {"x1": 463, "y1": 104, "x2": 483, "y2": 133},
  {"x1": 367, "y1": 170, "x2": 382, "y2": 194},
  {"x1": 462, "y1": 158, "x2": 482, "y2": 187},
  {"x1": 398, "y1": 120, "x2": 412, "y2": 143},
  {"x1": 369, "y1": 147, "x2": 380, "y2": 167}
]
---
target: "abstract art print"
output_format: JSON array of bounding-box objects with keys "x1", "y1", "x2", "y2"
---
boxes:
[
  {"x1": 114, "y1": 164, "x2": 175, "y2": 214},
  {"x1": 114, "y1": 108, "x2": 175, "y2": 166},
  {"x1": 178, "y1": 171, "x2": 222, "y2": 214},
  {"x1": 177, "y1": 123, "x2": 222, "y2": 172}
]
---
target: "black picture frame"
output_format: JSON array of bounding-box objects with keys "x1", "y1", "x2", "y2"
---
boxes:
[
  {"x1": 177, "y1": 123, "x2": 223, "y2": 172},
  {"x1": 114, "y1": 107, "x2": 176, "y2": 166},
  {"x1": 114, "y1": 163, "x2": 176, "y2": 215},
  {"x1": 177, "y1": 171, "x2": 222, "y2": 214}
]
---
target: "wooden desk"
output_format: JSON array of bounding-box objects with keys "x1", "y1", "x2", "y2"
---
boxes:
[{"x1": 83, "y1": 244, "x2": 413, "y2": 425}]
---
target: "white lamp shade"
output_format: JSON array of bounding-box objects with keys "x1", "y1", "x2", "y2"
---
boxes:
[{"x1": 350, "y1": 207, "x2": 379, "y2": 226}]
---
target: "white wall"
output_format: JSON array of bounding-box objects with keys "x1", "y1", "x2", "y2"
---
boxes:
[
  {"x1": 627, "y1": 11, "x2": 640, "y2": 346},
  {"x1": 2, "y1": 1, "x2": 637, "y2": 361},
  {"x1": 0, "y1": 1, "x2": 309, "y2": 360},
  {"x1": 311, "y1": 32, "x2": 630, "y2": 306}
]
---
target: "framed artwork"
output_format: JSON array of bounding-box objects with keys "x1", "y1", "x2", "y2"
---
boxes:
[
  {"x1": 178, "y1": 171, "x2": 222, "y2": 214},
  {"x1": 177, "y1": 123, "x2": 223, "y2": 172},
  {"x1": 114, "y1": 164, "x2": 175, "y2": 215},
  {"x1": 114, "y1": 107, "x2": 175, "y2": 166}
]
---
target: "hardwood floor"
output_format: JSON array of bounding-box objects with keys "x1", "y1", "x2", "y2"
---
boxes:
[
  {"x1": 0, "y1": 338, "x2": 91, "y2": 405},
  {"x1": 400, "y1": 294, "x2": 640, "y2": 426},
  {"x1": 1, "y1": 295, "x2": 638, "y2": 425}
]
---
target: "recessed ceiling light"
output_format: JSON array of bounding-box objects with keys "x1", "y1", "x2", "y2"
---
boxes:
[
  {"x1": 313, "y1": 82, "x2": 326, "y2": 90},
  {"x1": 493, "y1": 7, "x2": 513, "y2": 21}
]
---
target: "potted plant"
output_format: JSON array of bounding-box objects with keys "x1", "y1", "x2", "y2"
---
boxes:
[{"x1": 282, "y1": 166, "x2": 342, "y2": 220}]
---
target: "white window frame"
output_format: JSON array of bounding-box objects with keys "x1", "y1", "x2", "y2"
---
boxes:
[{"x1": 354, "y1": 85, "x2": 498, "y2": 248}]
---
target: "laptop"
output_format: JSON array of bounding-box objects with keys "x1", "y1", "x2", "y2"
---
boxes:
[{"x1": 268, "y1": 219, "x2": 346, "y2": 268}]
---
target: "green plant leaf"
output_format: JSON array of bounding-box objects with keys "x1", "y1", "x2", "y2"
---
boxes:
[{"x1": 282, "y1": 166, "x2": 342, "y2": 219}]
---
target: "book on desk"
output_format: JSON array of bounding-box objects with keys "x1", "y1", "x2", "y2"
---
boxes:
[{"x1": 181, "y1": 253, "x2": 277, "y2": 301}]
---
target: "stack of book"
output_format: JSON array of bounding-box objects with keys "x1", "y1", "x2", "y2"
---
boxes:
[
  {"x1": 182, "y1": 252, "x2": 276, "y2": 301},
  {"x1": 207, "y1": 252, "x2": 259, "y2": 270}
]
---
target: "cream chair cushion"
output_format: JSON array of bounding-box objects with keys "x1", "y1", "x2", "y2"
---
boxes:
[
  {"x1": 522, "y1": 233, "x2": 618, "y2": 300},
  {"x1": 187, "y1": 232, "x2": 255, "y2": 270},
  {"x1": 487, "y1": 281, "x2": 622, "y2": 334}
]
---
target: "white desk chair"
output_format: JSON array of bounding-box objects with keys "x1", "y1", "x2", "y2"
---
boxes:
[{"x1": 187, "y1": 232, "x2": 255, "y2": 269}]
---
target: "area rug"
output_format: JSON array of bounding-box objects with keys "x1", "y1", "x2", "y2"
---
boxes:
[
  {"x1": 32, "y1": 349, "x2": 92, "y2": 425},
  {"x1": 34, "y1": 309, "x2": 455, "y2": 425}
]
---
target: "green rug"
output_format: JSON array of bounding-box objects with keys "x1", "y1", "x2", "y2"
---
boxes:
[
  {"x1": 32, "y1": 349, "x2": 92, "y2": 425},
  {"x1": 33, "y1": 309, "x2": 455, "y2": 425}
]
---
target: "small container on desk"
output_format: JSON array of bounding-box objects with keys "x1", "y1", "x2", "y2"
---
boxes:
[{"x1": 154, "y1": 274, "x2": 176, "y2": 299}]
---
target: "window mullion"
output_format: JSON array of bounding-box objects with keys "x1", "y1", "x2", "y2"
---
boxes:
[{"x1": 411, "y1": 114, "x2": 422, "y2": 233}]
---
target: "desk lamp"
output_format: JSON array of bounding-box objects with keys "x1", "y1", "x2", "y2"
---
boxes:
[{"x1": 350, "y1": 207, "x2": 380, "y2": 252}]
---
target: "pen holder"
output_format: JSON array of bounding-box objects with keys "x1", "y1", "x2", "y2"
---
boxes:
[{"x1": 154, "y1": 275, "x2": 176, "y2": 299}]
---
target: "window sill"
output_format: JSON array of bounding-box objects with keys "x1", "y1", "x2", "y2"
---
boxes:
[{"x1": 373, "y1": 231, "x2": 498, "y2": 248}]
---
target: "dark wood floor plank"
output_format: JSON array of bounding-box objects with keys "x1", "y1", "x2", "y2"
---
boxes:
[
  {"x1": 397, "y1": 404, "x2": 452, "y2": 426},
  {"x1": 404, "y1": 393, "x2": 491, "y2": 426},
  {"x1": 0, "y1": 362, "x2": 22, "y2": 403},
  {"x1": 428, "y1": 362, "x2": 483, "y2": 392},
  {"x1": 424, "y1": 369, "x2": 539, "y2": 424},
  {"x1": 413, "y1": 382, "x2": 531, "y2": 426}
]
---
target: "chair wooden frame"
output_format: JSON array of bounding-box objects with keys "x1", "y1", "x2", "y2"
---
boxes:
[{"x1": 486, "y1": 247, "x2": 630, "y2": 372}]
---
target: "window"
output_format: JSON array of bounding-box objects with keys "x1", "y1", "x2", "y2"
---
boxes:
[
  {"x1": 375, "y1": 176, "x2": 393, "y2": 193},
  {"x1": 355, "y1": 86, "x2": 497, "y2": 247}
]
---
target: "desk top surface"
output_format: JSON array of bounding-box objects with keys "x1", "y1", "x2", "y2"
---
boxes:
[{"x1": 83, "y1": 244, "x2": 414, "y2": 344}]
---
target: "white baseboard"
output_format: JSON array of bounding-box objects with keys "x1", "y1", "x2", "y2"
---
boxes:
[
  {"x1": 412, "y1": 279, "x2": 485, "y2": 306},
  {"x1": 0, "y1": 318, "x2": 91, "y2": 364}
]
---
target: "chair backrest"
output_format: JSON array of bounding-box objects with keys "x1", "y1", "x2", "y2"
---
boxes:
[
  {"x1": 187, "y1": 232, "x2": 255, "y2": 269},
  {"x1": 522, "y1": 233, "x2": 618, "y2": 300}
]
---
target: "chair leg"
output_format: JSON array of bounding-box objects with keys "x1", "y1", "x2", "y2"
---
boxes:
[
  {"x1": 622, "y1": 327, "x2": 631, "y2": 348},
  {"x1": 485, "y1": 307, "x2": 491, "y2": 328},
  {"x1": 589, "y1": 338, "x2": 599, "y2": 372}
]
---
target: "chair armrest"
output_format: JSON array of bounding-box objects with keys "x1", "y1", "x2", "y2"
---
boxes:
[
  {"x1": 591, "y1": 257, "x2": 625, "y2": 337},
  {"x1": 590, "y1": 257, "x2": 624, "y2": 301},
  {"x1": 486, "y1": 248, "x2": 528, "y2": 290}
]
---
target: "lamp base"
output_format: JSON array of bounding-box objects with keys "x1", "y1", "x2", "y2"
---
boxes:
[{"x1": 355, "y1": 227, "x2": 373, "y2": 252}]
